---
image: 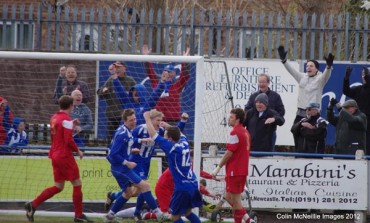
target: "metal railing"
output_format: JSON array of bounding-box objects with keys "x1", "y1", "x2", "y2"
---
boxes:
[{"x1": 1, "y1": 3, "x2": 369, "y2": 61}]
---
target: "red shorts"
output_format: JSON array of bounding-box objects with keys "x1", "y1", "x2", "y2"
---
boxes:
[
  {"x1": 52, "y1": 157, "x2": 80, "y2": 182},
  {"x1": 155, "y1": 186, "x2": 173, "y2": 212},
  {"x1": 225, "y1": 175, "x2": 247, "y2": 193}
]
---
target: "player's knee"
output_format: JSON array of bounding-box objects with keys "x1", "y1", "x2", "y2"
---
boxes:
[{"x1": 138, "y1": 180, "x2": 151, "y2": 192}]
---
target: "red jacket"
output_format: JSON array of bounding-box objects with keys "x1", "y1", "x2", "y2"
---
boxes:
[{"x1": 145, "y1": 63, "x2": 190, "y2": 121}]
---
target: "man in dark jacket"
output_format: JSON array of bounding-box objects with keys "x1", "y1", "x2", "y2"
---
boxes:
[
  {"x1": 342, "y1": 66, "x2": 370, "y2": 154},
  {"x1": 244, "y1": 93, "x2": 285, "y2": 152},
  {"x1": 291, "y1": 102, "x2": 328, "y2": 153},
  {"x1": 244, "y1": 73, "x2": 285, "y2": 149},
  {"x1": 327, "y1": 99, "x2": 367, "y2": 155}
]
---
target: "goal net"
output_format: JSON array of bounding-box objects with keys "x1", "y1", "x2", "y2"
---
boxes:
[{"x1": 0, "y1": 51, "x2": 235, "y2": 215}]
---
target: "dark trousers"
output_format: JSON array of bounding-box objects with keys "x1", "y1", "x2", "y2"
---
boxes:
[
  {"x1": 107, "y1": 116, "x2": 121, "y2": 145},
  {"x1": 292, "y1": 114, "x2": 305, "y2": 152}
]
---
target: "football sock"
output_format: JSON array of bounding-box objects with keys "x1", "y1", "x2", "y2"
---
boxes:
[
  {"x1": 234, "y1": 208, "x2": 246, "y2": 223},
  {"x1": 186, "y1": 212, "x2": 201, "y2": 223},
  {"x1": 111, "y1": 195, "x2": 128, "y2": 213},
  {"x1": 174, "y1": 218, "x2": 185, "y2": 223},
  {"x1": 32, "y1": 186, "x2": 61, "y2": 208},
  {"x1": 134, "y1": 193, "x2": 145, "y2": 216},
  {"x1": 73, "y1": 185, "x2": 83, "y2": 217},
  {"x1": 141, "y1": 191, "x2": 158, "y2": 210}
]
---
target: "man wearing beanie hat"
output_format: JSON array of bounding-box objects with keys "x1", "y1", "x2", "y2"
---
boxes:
[
  {"x1": 343, "y1": 66, "x2": 370, "y2": 155},
  {"x1": 244, "y1": 93, "x2": 285, "y2": 152},
  {"x1": 255, "y1": 92, "x2": 269, "y2": 106},
  {"x1": 278, "y1": 45, "x2": 334, "y2": 151},
  {"x1": 291, "y1": 102, "x2": 328, "y2": 154},
  {"x1": 327, "y1": 99, "x2": 367, "y2": 154},
  {"x1": 245, "y1": 73, "x2": 285, "y2": 151}
]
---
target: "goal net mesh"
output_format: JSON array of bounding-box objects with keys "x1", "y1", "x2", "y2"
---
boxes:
[{"x1": 0, "y1": 53, "x2": 232, "y2": 213}]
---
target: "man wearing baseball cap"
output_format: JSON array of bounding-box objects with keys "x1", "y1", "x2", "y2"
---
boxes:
[
  {"x1": 97, "y1": 61, "x2": 136, "y2": 145},
  {"x1": 291, "y1": 102, "x2": 328, "y2": 154},
  {"x1": 327, "y1": 99, "x2": 367, "y2": 154}
]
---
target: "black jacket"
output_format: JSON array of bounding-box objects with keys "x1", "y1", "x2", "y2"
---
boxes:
[
  {"x1": 327, "y1": 107, "x2": 367, "y2": 154},
  {"x1": 291, "y1": 114, "x2": 328, "y2": 153},
  {"x1": 244, "y1": 88, "x2": 285, "y2": 117},
  {"x1": 244, "y1": 108, "x2": 285, "y2": 152}
]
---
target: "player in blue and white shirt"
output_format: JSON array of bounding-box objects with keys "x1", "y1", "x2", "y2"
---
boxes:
[
  {"x1": 144, "y1": 111, "x2": 202, "y2": 223},
  {"x1": 129, "y1": 110, "x2": 188, "y2": 220},
  {"x1": 105, "y1": 109, "x2": 165, "y2": 222}
]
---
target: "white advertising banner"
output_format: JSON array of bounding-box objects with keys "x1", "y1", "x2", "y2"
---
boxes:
[
  {"x1": 203, "y1": 59, "x2": 299, "y2": 145},
  {"x1": 203, "y1": 157, "x2": 368, "y2": 210}
]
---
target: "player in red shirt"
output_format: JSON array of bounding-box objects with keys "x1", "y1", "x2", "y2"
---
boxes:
[
  {"x1": 24, "y1": 95, "x2": 92, "y2": 222},
  {"x1": 212, "y1": 108, "x2": 252, "y2": 223}
]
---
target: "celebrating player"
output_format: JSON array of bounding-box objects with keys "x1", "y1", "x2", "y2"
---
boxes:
[
  {"x1": 144, "y1": 110, "x2": 202, "y2": 223},
  {"x1": 105, "y1": 109, "x2": 166, "y2": 223}
]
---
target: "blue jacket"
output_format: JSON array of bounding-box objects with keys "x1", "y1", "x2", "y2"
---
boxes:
[
  {"x1": 113, "y1": 80, "x2": 165, "y2": 125},
  {"x1": 6, "y1": 117, "x2": 28, "y2": 147}
]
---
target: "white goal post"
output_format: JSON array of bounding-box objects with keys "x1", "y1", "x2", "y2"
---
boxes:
[{"x1": 0, "y1": 51, "x2": 206, "y2": 203}]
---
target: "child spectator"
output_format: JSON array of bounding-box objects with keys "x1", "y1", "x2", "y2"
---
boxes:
[{"x1": 6, "y1": 117, "x2": 28, "y2": 153}]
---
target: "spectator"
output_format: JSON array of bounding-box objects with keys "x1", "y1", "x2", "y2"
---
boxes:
[
  {"x1": 0, "y1": 97, "x2": 14, "y2": 145},
  {"x1": 278, "y1": 45, "x2": 334, "y2": 151},
  {"x1": 25, "y1": 95, "x2": 92, "y2": 223},
  {"x1": 70, "y1": 90, "x2": 93, "y2": 147},
  {"x1": 97, "y1": 62, "x2": 136, "y2": 143},
  {"x1": 343, "y1": 66, "x2": 370, "y2": 155},
  {"x1": 244, "y1": 93, "x2": 285, "y2": 152},
  {"x1": 53, "y1": 65, "x2": 90, "y2": 103},
  {"x1": 142, "y1": 44, "x2": 190, "y2": 124},
  {"x1": 111, "y1": 70, "x2": 167, "y2": 125},
  {"x1": 6, "y1": 117, "x2": 28, "y2": 150},
  {"x1": 327, "y1": 99, "x2": 367, "y2": 155},
  {"x1": 245, "y1": 73, "x2": 285, "y2": 149},
  {"x1": 291, "y1": 102, "x2": 328, "y2": 154},
  {"x1": 212, "y1": 108, "x2": 252, "y2": 223}
]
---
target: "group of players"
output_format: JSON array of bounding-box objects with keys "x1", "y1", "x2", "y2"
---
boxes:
[{"x1": 23, "y1": 50, "x2": 253, "y2": 223}]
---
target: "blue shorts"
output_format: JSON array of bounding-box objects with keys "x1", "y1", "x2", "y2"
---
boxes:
[
  {"x1": 123, "y1": 169, "x2": 143, "y2": 184},
  {"x1": 169, "y1": 189, "x2": 202, "y2": 215},
  {"x1": 110, "y1": 165, "x2": 131, "y2": 191},
  {"x1": 133, "y1": 162, "x2": 150, "y2": 180}
]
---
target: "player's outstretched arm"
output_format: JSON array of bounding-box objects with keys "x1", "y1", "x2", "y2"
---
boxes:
[{"x1": 144, "y1": 111, "x2": 156, "y2": 138}]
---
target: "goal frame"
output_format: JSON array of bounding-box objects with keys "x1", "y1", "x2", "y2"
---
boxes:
[{"x1": 0, "y1": 51, "x2": 205, "y2": 185}]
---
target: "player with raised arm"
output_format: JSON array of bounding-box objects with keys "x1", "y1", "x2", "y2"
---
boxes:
[
  {"x1": 105, "y1": 109, "x2": 165, "y2": 223},
  {"x1": 24, "y1": 95, "x2": 92, "y2": 222},
  {"x1": 110, "y1": 112, "x2": 189, "y2": 222},
  {"x1": 212, "y1": 108, "x2": 253, "y2": 223},
  {"x1": 144, "y1": 110, "x2": 202, "y2": 223}
]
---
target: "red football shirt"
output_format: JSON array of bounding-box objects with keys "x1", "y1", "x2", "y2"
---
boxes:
[
  {"x1": 225, "y1": 123, "x2": 251, "y2": 177},
  {"x1": 49, "y1": 111, "x2": 78, "y2": 160}
]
